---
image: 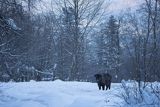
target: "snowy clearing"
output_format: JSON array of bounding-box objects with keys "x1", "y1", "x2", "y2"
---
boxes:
[
  {"x1": 1, "y1": 80, "x2": 159, "y2": 107},
  {"x1": 0, "y1": 80, "x2": 123, "y2": 107}
]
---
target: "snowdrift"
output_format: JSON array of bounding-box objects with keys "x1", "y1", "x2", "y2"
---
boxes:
[{"x1": 0, "y1": 80, "x2": 159, "y2": 107}]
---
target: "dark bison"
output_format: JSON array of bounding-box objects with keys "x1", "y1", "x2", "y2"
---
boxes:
[{"x1": 94, "y1": 73, "x2": 112, "y2": 90}]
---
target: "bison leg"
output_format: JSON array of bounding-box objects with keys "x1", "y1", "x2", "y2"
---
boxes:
[
  {"x1": 106, "y1": 85, "x2": 108, "y2": 90},
  {"x1": 102, "y1": 85, "x2": 105, "y2": 90},
  {"x1": 105, "y1": 81, "x2": 109, "y2": 90},
  {"x1": 109, "y1": 82, "x2": 111, "y2": 90},
  {"x1": 98, "y1": 84, "x2": 101, "y2": 90}
]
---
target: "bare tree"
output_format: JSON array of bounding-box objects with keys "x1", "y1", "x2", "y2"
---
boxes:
[{"x1": 52, "y1": 0, "x2": 104, "y2": 80}]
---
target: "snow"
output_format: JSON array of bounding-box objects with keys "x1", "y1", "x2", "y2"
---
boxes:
[
  {"x1": 0, "y1": 80, "x2": 123, "y2": 107},
  {"x1": 0, "y1": 80, "x2": 159, "y2": 107},
  {"x1": 7, "y1": 18, "x2": 21, "y2": 30}
]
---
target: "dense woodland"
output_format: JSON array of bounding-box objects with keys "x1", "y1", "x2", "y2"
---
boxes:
[{"x1": 0, "y1": 0, "x2": 160, "y2": 83}]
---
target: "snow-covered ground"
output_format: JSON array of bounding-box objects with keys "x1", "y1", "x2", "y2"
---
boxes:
[
  {"x1": 0, "y1": 80, "x2": 159, "y2": 107},
  {"x1": 0, "y1": 80, "x2": 123, "y2": 107}
]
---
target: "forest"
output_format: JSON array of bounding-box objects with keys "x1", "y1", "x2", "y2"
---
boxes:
[{"x1": 0, "y1": 0, "x2": 160, "y2": 83}]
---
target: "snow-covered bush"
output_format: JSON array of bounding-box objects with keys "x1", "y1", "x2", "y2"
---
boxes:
[
  {"x1": 118, "y1": 80, "x2": 160, "y2": 107},
  {"x1": 7, "y1": 18, "x2": 21, "y2": 30}
]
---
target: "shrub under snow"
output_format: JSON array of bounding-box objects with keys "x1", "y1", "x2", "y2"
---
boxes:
[{"x1": 118, "y1": 80, "x2": 160, "y2": 107}]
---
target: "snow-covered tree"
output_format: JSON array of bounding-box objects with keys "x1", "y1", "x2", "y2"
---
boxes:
[{"x1": 98, "y1": 15, "x2": 120, "y2": 82}]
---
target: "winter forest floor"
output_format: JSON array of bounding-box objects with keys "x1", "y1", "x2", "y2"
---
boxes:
[
  {"x1": 0, "y1": 80, "x2": 124, "y2": 107},
  {"x1": 1, "y1": 80, "x2": 160, "y2": 107}
]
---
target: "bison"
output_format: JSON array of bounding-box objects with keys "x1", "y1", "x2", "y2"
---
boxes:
[{"x1": 94, "y1": 73, "x2": 112, "y2": 90}]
